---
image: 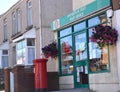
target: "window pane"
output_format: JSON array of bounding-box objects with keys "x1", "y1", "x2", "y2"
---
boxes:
[
  {"x1": 2, "y1": 50, "x2": 8, "y2": 55},
  {"x1": 27, "y1": 38, "x2": 35, "y2": 46},
  {"x1": 27, "y1": 1, "x2": 32, "y2": 26},
  {"x1": 88, "y1": 14, "x2": 107, "y2": 27},
  {"x1": 88, "y1": 16, "x2": 100, "y2": 27},
  {"x1": 75, "y1": 33, "x2": 87, "y2": 61},
  {"x1": 16, "y1": 40, "x2": 26, "y2": 64},
  {"x1": 60, "y1": 36, "x2": 73, "y2": 74},
  {"x1": 2, "y1": 56, "x2": 8, "y2": 68},
  {"x1": 28, "y1": 48, "x2": 35, "y2": 64},
  {"x1": 89, "y1": 28, "x2": 109, "y2": 72},
  {"x1": 3, "y1": 18, "x2": 7, "y2": 40},
  {"x1": 17, "y1": 9, "x2": 21, "y2": 32},
  {"x1": 74, "y1": 22, "x2": 86, "y2": 32},
  {"x1": 12, "y1": 12, "x2": 16, "y2": 35},
  {"x1": 60, "y1": 27, "x2": 72, "y2": 37}
]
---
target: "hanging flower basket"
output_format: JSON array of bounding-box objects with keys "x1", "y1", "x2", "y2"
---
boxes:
[
  {"x1": 90, "y1": 25, "x2": 118, "y2": 48},
  {"x1": 41, "y1": 41, "x2": 58, "y2": 59}
]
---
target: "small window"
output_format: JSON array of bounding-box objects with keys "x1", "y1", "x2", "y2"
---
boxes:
[
  {"x1": 27, "y1": 38, "x2": 35, "y2": 46},
  {"x1": 2, "y1": 50, "x2": 8, "y2": 55}
]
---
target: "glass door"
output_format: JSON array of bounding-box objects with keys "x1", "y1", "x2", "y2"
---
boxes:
[{"x1": 74, "y1": 32, "x2": 89, "y2": 88}]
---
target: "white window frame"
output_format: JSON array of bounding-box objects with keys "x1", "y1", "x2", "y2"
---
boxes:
[{"x1": 16, "y1": 38, "x2": 36, "y2": 65}]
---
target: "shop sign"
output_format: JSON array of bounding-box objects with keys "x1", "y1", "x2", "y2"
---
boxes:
[{"x1": 51, "y1": 0, "x2": 111, "y2": 30}]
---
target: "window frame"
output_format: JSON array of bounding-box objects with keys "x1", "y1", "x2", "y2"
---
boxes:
[
  {"x1": 2, "y1": 50, "x2": 9, "y2": 68},
  {"x1": 58, "y1": 12, "x2": 110, "y2": 76},
  {"x1": 16, "y1": 39, "x2": 36, "y2": 65}
]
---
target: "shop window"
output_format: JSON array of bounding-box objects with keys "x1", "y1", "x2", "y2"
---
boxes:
[
  {"x1": 59, "y1": 27, "x2": 73, "y2": 75},
  {"x1": 89, "y1": 46, "x2": 109, "y2": 72},
  {"x1": 89, "y1": 31, "x2": 109, "y2": 72},
  {"x1": 58, "y1": 13, "x2": 109, "y2": 75},
  {"x1": 88, "y1": 14, "x2": 109, "y2": 72}
]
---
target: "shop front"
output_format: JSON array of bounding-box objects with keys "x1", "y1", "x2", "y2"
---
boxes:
[{"x1": 51, "y1": 0, "x2": 119, "y2": 91}]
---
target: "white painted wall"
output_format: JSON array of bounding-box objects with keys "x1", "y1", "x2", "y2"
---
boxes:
[
  {"x1": 114, "y1": 9, "x2": 120, "y2": 90},
  {"x1": 59, "y1": 76, "x2": 74, "y2": 89},
  {"x1": 89, "y1": 10, "x2": 120, "y2": 92}
]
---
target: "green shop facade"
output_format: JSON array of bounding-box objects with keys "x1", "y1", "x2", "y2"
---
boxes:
[{"x1": 51, "y1": 0, "x2": 119, "y2": 91}]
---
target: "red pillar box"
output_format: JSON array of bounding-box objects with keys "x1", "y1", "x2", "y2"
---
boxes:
[{"x1": 33, "y1": 58, "x2": 48, "y2": 92}]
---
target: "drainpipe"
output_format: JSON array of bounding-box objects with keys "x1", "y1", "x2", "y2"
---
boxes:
[{"x1": 39, "y1": 0, "x2": 42, "y2": 58}]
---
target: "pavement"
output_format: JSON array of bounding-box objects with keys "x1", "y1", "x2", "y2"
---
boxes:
[
  {"x1": 0, "y1": 88, "x2": 91, "y2": 92},
  {"x1": 49, "y1": 88, "x2": 91, "y2": 92}
]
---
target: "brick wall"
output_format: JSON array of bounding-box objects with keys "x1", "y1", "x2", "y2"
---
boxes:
[
  {"x1": 4, "y1": 68, "x2": 11, "y2": 92},
  {"x1": 4, "y1": 65, "x2": 59, "y2": 92}
]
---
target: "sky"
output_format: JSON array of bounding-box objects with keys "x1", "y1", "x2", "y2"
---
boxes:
[{"x1": 0, "y1": 0, "x2": 19, "y2": 15}]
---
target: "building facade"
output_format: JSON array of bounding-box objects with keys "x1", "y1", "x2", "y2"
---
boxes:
[
  {"x1": 51, "y1": 0, "x2": 120, "y2": 92},
  {"x1": 0, "y1": 0, "x2": 72, "y2": 70}
]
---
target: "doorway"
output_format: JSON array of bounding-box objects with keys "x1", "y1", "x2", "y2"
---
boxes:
[{"x1": 73, "y1": 32, "x2": 89, "y2": 88}]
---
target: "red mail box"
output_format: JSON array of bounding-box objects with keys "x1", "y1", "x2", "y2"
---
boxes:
[{"x1": 33, "y1": 58, "x2": 48, "y2": 92}]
